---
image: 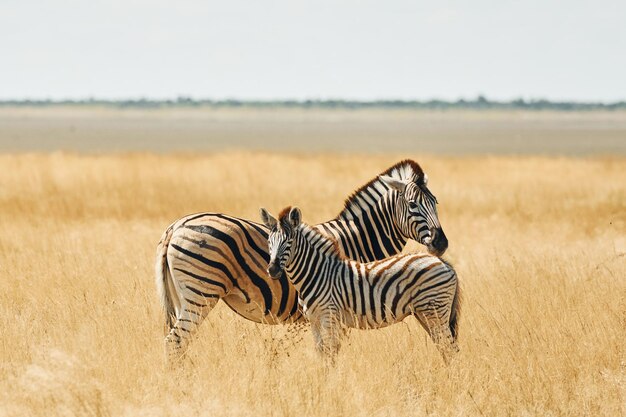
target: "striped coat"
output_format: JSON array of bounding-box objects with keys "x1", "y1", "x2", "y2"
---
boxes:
[
  {"x1": 156, "y1": 160, "x2": 448, "y2": 360},
  {"x1": 262, "y1": 206, "x2": 460, "y2": 363}
]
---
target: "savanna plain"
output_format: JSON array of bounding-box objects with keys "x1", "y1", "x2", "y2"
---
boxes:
[{"x1": 0, "y1": 108, "x2": 624, "y2": 417}]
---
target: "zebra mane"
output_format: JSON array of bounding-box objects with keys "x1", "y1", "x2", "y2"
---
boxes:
[
  {"x1": 277, "y1": 206, "x2": 293, "y2": 228},
  {"x1": 300, "y1": 223, "x2": 345, "y2": 260},
  {"x1": 338, "y1": 159, "x2": 425, "y2": 221},
  {"x1": 276, "y1": 208, "x2": 345, "y2": 259}
]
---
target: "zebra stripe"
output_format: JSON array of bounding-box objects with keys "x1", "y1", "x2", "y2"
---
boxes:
[
  {"x1": 263, "y1": 206, "x2": 460, "y2": 363},
  {"x1": 156, "y1": 159, "x2": 448, "y2": 360}
]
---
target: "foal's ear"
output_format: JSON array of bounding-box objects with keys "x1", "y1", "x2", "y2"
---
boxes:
[
  {"x1": 379, "y1": 175, "x2": 409, "y2": 193},
  {"x1": 260, "y1": 208, "x2": 277, "y2": 229},
  {"x1": 288, "y1": 207, "x2": 302, "y2": 227}
]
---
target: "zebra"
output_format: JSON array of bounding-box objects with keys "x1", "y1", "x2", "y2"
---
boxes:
[
  {"x1": 156, "y1": 159, "x2": 448, "y2": 361},
  {"x1": 260, "y1": 206, "x2": 461, "y2": 363}
]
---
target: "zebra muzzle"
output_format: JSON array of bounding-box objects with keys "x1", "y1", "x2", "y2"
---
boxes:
[
  {"x1": 426, "y1": 228, "x2": 448, "y2": 257},
  {"x1": 267, "y1": 261, "x2": 283, "y2": 279}
]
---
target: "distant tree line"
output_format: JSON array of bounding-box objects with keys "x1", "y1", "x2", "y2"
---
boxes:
[{"x1": 1, "y1": 96, "x2": 625, "y2": 110}]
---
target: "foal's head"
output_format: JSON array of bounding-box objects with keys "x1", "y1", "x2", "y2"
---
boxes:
[{"x1": 260, "y1": 206, "x2": 302, "y2": 279}]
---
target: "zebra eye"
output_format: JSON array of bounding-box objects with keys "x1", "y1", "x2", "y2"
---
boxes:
[{"x1": 408, "y1": 201, "x2": 418, "y2": 209}]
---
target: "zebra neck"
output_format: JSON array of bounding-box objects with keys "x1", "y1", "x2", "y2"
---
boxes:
[
  {"x1": 330, "y1": 190, "x2": 407, "y2": 262},
  {"x1": 285, "y1": 225, "x2": 344, "y2": 291}
]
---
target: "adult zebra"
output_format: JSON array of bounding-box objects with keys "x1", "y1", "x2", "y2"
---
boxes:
[
  {"x1": 261, "y1": 206, "x2": 460, "y2": 363},
  {"x1": 156, "y1": 160, "x2": 448, "y2": 360}
]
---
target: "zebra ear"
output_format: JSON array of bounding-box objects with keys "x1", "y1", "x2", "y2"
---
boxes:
[
  {"x1": 260, "y1": 208, "x2": 277, "y2": 229},
  {"x1": 423, "y1": 173, "x2": 429, "y2": 186},
  {"x1": 288, "y1": 207, "x2": 302, "y2": 227},
  {"x1": 379, "y1": 175, "x2": 408, "y2": 193}
]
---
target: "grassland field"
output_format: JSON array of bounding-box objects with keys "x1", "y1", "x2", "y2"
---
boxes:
[{"x1": 0, "y1": 108, "x2": 624, "y2": 416}]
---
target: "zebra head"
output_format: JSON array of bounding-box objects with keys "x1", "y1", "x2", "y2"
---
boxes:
[
  {"x1": 260, "y1": 206, "x2": 301, "y2": 279},
  {"x1": 379, "y1": 173, "x2": 448, "y2": 256}
]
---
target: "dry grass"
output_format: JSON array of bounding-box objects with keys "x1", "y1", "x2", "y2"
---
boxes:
[{"x1": 0, "y1": 152, "x2": 624, "y2": 416}]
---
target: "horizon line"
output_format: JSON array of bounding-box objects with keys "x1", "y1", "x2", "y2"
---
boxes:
[
  {"x1": 1, "y1": 96, "x2": 625, "y2": 110},
  {"x1": 1, "y1": 95, "x2": 625, "y2": 104}
]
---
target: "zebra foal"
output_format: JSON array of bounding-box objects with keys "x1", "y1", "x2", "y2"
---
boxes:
[{"x1": 261, "y1": 206, "x2": 461, "y2": 363}]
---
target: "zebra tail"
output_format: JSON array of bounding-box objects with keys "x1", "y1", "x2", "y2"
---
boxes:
[
  {"x1": 449, "y1": 276, "x2": 462, "y2": 341},
  {"x1": 155, "y1": 224, "x2": 179, "y2": 335}
]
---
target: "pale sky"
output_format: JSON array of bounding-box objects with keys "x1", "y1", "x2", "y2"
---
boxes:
[{"x1": 1, "y1": 0, "x2": 625, "y2": 101}]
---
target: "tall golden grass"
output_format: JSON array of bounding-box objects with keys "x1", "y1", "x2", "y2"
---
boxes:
[{"x1": 0, "y1": 152, "x2": 624, "y2": 416}]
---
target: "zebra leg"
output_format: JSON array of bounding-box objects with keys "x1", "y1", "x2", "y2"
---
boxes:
[
  {"x1": 429, "y1": 324, "x2": 458, "y2": 365},
  {"x1": 310, "y1": 320, "x2": 325, "y2": 355},
  {"x1": 310, "y1": 311, "x2": 344, "y2": 363},
  {"x1": 414, "y1": 308, "x2": 458, "y2": 365},
  {"x1": 165, "y1": 296, "x2": 219, "y2": 364}
]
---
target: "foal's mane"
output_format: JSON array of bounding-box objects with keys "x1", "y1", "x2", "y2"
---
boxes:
[
  {"x1": 338, "y1": 159, "x2": 424, "y2": 221},
  {"x1": 277, "y1": 209, "x2": 345, "y2": 260}
]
